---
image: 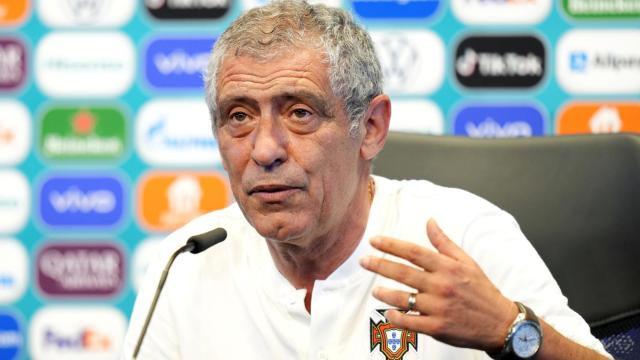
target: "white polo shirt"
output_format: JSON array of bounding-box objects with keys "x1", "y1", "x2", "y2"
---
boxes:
[{"x1": 123, "y1": 176, "x2": 611, "y2": 359}]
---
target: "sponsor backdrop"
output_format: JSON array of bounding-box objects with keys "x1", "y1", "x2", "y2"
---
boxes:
[{"x1": 0, "y1": 0, "x2": 639, "y2": 358}]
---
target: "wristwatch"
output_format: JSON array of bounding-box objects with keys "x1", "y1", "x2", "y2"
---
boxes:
[{"x1": 489, "y1": 301, "x2": 543, "y2": 359}]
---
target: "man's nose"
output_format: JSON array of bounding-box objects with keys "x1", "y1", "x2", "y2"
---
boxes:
[{"x1": 250, "y1": 116, "x2": 288, "y2": 170}]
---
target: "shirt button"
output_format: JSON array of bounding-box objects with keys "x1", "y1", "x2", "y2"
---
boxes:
[{"x1": 318, "y1": 351, "x2": 328, "y2": 360}]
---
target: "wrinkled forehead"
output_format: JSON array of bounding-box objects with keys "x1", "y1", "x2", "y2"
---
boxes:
[{"x1": 215, "y1": 42, "x2": 330, "y2": 89}]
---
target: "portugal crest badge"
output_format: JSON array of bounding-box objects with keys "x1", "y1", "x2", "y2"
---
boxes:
[{"x1": 370, "y1": 309, "x2": 418, "y2": 360}]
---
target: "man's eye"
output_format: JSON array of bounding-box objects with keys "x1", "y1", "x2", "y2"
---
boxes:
[
  {"x1": 231, "y1": 112, "x2": 248, "y2": 122},
  {"x1": 292, "y1": 109, "x2": 311, "y2": 118}
]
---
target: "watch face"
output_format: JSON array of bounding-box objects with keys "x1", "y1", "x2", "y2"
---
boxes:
[{"x1": 512, "y1": 321, "x2": 541, "y2": 358}]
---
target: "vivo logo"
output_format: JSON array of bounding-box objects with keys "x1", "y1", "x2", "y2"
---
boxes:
[
  {"x1": 49, "y1": 188, "x2": 115, "y2": 213},
  {"x1": 453, "y1": 104, "x2": 545, "y2": 138},
  {"x1": 465, "y1": 119, "x2": 534, "y2": 138},
  {"x1": 39, "y1": 174, "x2": 125, "y2": 228},
  {"x1": 145, "y1": 37, "x2": 215, "y2": 90},
  {"x1": 136, "y1": 100, "x2": 221, "y2": 166}
]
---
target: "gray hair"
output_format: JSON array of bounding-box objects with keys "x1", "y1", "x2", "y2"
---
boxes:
[{"x1": 203, "y1": 0, "x2": 383, "y2": 135}]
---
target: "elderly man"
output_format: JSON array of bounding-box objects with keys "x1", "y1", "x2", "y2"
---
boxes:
[{"x1": 124, "y1": 1, "x2": 612, "y2": 359}]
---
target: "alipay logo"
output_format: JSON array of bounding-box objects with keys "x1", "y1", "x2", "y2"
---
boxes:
[
  {"x1": 0, "y1": 170, "x2": 30, "y2": 234},
  {"x1": 145, "y1": 37, "x2": 215, "y2": 90},
  {"x1": 0, "y1": 239, "x2": 28, "y2": 304},
  {"x1": 454, "y1": 104, "x2": 545, "y2": 138},
  {"x1": 0, "y1": 311, "x2": 23, "y2": 360},
  {"x1": 39, "y1": 174, "x2": 125, "y2": 229},
  {"x1": 557, "y1": 29, "x2": 640, "y2": 94},
  {"x1": 351, "y1": 0, "x2": 441, "y2": 20},
  {"x1": 570, "y1": 52, "x2": 589, "y2": 72},
  {"x1": 136, "y1": 100, "x2": 220, "y2": 166}
]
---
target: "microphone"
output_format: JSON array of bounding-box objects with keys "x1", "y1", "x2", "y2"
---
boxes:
[{"x1": 132, "y1": 227, "x2": 227, "y2": 359}]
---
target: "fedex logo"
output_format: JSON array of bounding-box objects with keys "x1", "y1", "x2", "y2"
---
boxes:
[
  {"x1": 39, "y1": 174, "x2": 125, "y2": 228},
  {"x1": 30, "y1": 306, "x2": 125, "y2": 359},
  {"x1": 44, "y1": 328, "x2": 111, "y2": 351},
  {"x1": 144, "y1": 37, "x2": 216, "y2": 90}
]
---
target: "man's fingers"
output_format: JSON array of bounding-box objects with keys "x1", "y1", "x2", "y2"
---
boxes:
[
  {"x1": 371, "y1": 287, "x2": 435, "y2": 315},
  {"x1": 384, "y1": 309, "x2": 434, "y2": 335},
  {"x1": 426, "y1": 218, "x2": 472, "y2": 262},
  {"x1": 360, "y1": 256, "x2": 433, "y2": 292},
  {"x1": 369, "y1": 235, "x2": 442, "y2": 272}
]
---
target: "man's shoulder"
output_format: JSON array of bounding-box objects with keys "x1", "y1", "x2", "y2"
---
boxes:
[{"x1": 376, "y1": 175, "x2": 503, "y2": 216}]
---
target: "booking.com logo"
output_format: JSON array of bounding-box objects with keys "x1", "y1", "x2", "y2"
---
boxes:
[{"x1": 0, "y1": 311, "x2": 23, "y2": 360}]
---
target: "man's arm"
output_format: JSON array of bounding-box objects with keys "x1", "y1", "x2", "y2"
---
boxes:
[{"x1": 359, "y1": 218, "x2": 611, "y2": 359}]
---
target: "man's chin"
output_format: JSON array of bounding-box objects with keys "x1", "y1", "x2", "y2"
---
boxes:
[{"x1": 252, "y1": 218, "x2": 310, "y2": 244}]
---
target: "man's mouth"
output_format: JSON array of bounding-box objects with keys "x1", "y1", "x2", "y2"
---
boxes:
[{"x1": 249, "y1": 184, "x2": 302, "y2": 202}]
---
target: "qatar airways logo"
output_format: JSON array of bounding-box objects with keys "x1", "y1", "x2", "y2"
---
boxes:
[{"x1": 37, "y1": 243, "x2": 125, "y2": 298}]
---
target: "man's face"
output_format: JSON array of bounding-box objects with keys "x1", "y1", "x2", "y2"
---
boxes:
[{"x1": 214, "y1": 48, "x2": 366, "y2": 245}]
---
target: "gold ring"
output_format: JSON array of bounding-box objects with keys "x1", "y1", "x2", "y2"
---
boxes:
[{"x1": 407, "y1": 293, "x2": 417, "y2": 312}]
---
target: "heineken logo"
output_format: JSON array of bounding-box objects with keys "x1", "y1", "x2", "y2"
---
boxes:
[{"x1": 39, "y1": 106, "x2": 127, "y2": 161}]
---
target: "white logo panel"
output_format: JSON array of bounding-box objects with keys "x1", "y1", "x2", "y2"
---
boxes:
[
  {"x1": 452, "y1": 0, "x2": 551, "y2": 24},
  {"x1": 0, "y1": 239, "x2": 28, "y2": 304},
  {"x1": 136, "y1": 99, "x2": 221, "y2": 166},
  {"x1": 131, "y1": 238, "x2": 162, "y2": 292},
  {"x1": 29, "y1": 306, "x2": 126, "y2": 360},
  {"x1": 38, "y1": 0, "x2": 135, "y2": 27},
  {"x1": 390, "y1": 100, "x2": 444, "y2": 135},
  {"x1": 371, "y1": 30, "x2": 445, "y2": 95},
  {"x1": 557, "y1": 29, "x2": 640, "y2": 94},
  {"x1": 0, "y1": 100, "x2": 30, "y2": 165},
  {"x1": 35, "y1": 32, "x2": 135, "y2": 98},
  {"x1": 0, "y1": 170, "x2": 29, "y2": 234}
]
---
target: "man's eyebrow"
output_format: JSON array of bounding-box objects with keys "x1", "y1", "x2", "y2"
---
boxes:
[
  {"x1": 277, "y1": 91, "x2": 335, "y2": 118},
  {"x1": 217, "y1": 96, "x2": 259, "y2": 115}
]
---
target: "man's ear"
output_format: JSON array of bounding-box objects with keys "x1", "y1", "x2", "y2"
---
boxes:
[{"x1": 360, "y1": 94, "x2": 391, "y2": 161}]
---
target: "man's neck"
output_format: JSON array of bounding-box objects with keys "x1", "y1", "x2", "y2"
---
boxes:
[{"x1": 266, "y1": 176, "x2": 374, "y2": 312}]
